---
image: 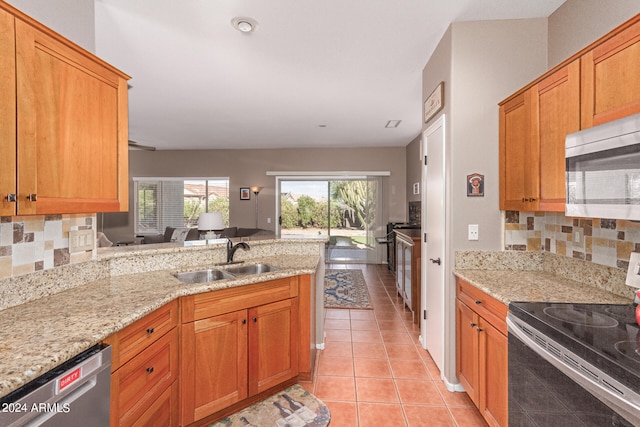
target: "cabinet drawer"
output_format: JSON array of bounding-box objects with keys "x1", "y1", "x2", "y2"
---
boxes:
[
  {"x1": 131, "y1": 381, "x2": 178, "y2": 427},
  {"x1": 456, "y1": 278, "x2": 507, "y2": 335},
  {"x1": 112, "y1": 328, "x2": 178, "y2": 425},
  {"x1": 105, "y1": 300, "x2": 178, "y2": 370},
  {"x1": 182, "y1": 277, "x2": 299, "y2": 323}
]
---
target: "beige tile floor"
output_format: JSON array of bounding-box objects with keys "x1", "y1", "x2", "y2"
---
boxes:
[{"x1": 299, "y1": 264, "x2": 488, "y2": 427}]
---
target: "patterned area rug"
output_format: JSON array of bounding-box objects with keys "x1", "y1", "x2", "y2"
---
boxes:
[
  {"x1": 209, "y1": 385, "x2": 330, "y2": 427},
  {"x1": 324, "y1": 269, "x2": 372, "y2": 309}
]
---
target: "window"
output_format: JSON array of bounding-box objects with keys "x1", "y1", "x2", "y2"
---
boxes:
[{"x1": 133, "y1": 178, "x2": 229, "y2": 235}]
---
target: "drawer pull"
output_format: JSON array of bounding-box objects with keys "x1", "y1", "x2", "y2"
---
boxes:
[
  {"x1": 6, "y1": 194, "x2": 16, "y2": 203},
  {"x1": 475, "y1": 300, "x2": 481, "y2": 305},
  {"x1": 146, "y1": 366, "x2": 154, "y2": 374},
  {"x1": 242, "y1": 319, "x2": 247, "y2": 325},
  {"x1": 476, "y1": 327, "x2": 483, "y2": 333},
  {"x1": 470, "y1": 322, "x2": 477, "y2": 327},
  {"x1": 27, "y1": 193, "x2": 37, "y2": 202},
  {"x1": 146, "y1": 327, "x2": 155, "y2": 334},
  {"x1": 253, "y1": 317, "x2": 257, "y2": 323}
]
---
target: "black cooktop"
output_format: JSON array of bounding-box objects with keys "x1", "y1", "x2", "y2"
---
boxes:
[{"x1": 509, "y1": 302, "x2": 640, "y2": 392}]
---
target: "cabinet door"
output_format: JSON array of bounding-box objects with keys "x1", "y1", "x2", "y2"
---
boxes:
[
  {"x1": 14, "y1": 18, "x2": 128, "y2": 214},
  {"x1": 0, "y1": 9, "x2": 16, "y2": 216},
  {"x1": 536, "y1": 59, "x2": 580, "y2": 212},
  {"x1": 499, "y1": 90, "x2": 539, "y2": 211},
  {"x1": 181, "y1": 310, "x2": 248, "y2": 424},
  {"x1": 395, "y1": 239, "x2": 404, "y2": 296},
  {"x1": 479, "y1": 318, "x2": 508, "y2": 427},
  {"x1": 249, "y1": 298, "x2": 299, "y2": 395},
  {"x1": 581, "y1": 18, "x2": 640, "y2": 128},
  {"x1": 456, "y1": 299, "x2": 479, "y2": 406}
]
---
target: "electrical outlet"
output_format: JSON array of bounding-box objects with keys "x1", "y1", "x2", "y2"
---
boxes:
[
  {"x1": 468, "y1": 224, "x2": 479, "y2": 241},
  {"x1": 626, "y1": 252, "x2": 640, "y2": 288}
]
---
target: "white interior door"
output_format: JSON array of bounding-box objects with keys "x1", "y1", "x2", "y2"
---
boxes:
[{"x1": 420, "y1": 115, "x2": 446, "y2": 374}]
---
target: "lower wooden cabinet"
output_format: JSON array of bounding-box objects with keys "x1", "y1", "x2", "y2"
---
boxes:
[
  {"x1": 103, "y1": 301, "x2": 179, "y2": 427},
  {"x1": 102, "y1": 274, "x2": 313, "y2": 426},
  {"x1": 180, "y1": 277, "x2": 300, "y2": 425},
  {"x1": 456, "y1": 278, "x2": 508, "y2": 427}
]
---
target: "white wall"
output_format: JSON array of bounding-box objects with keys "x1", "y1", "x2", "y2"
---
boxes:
[{"x1": 5, "y1": 0, "x2": 95, "y2": 52}]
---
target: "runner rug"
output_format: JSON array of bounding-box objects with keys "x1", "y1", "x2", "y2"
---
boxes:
[
  {"x1": 324, "y1": 269, "x2": 372, "y2": 309},
  {"x1": 209, "y1": 384, "x2": 330, "y2": 427}
]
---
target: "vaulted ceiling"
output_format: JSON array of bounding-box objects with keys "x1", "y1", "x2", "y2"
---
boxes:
[{"x1": 95, "y1": 0, "x2": 565, "y2": 150}]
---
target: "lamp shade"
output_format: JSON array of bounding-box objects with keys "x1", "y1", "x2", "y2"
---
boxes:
[{"x1": 198, "y1": 212, "x2": 224, "y2": 231}]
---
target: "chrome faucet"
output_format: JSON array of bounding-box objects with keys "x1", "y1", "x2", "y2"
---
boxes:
[{"x1": 227, "y1": 239, "x2": 250, "y2": 263}]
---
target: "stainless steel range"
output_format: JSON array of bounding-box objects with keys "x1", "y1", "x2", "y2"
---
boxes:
[{"x1": 508, "y1": 302, "x2": 640, "y2": 426}]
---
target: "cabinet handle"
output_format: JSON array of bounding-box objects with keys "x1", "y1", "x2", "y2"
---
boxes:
[
  {"x1": 530, "y1": 197, "x2": 536, "y2": 202},
  {"x1": 6, "y1": 194, "x2": 16, "y2": 203},
  {"x1": 522, "y1": 197, "x2": 526, "y2": 202},
  {"x1": 253, "y1": 317, "x2": 257, "y2": 323},
  {"x1": 146, "y1": 366, "x2": 154, "y2": 374},
  {"x1": 242, "y1": 319, "x2": 247, "y2": 325},
  {"x1": 27, "y1": 193, "x2": 37, "y2": 202},
  {"x1": 429, "y1": 258, "x2": 441, "y2": 265},
  {"x1": 146, "y1": 327, "x2": 155, "y2": 334},
  {"x1": 474, "y1": 300, "x2": 481, "y2": 305},
  {"x1": 476, "y1": 327, "x2": 483, "y2": 333},
  {"x1": 470, "y1": 322, "x2": 477, "y2": 327}
]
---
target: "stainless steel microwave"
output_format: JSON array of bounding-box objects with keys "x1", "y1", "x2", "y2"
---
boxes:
[{"x1": 565, "y1": 112, "x2": 640, "y2": 220}]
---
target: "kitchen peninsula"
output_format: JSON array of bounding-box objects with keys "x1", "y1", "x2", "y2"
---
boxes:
[{"x1": 0, "y1": 237, "x2": 325, "y2": 425}]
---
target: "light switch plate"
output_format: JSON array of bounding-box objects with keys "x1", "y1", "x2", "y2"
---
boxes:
[
  {"x1": 625, "y1": 252, "x2": 640, "y2": 288},
  {"x1": 69, "y1": 229, "x2": 94, "y2": 253}
]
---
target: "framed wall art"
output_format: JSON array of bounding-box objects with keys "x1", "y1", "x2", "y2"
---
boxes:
[
  {"x1": 467, "y1": 173, "x2": 484, "y2": 197},
  {"x1": 240, "y1": 187, "x2": 250, "y2": 200},
  {"x1": 424, "y1": 82, "x2": 444, "y2": 123}
]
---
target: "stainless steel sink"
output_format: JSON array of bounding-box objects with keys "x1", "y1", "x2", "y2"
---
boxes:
[
  {"x1": 223, "y1": 263, "x2": 280, "y2": 276},
  {"x1": 173, "y1": 268, "x2": 234, "y2": 284}
]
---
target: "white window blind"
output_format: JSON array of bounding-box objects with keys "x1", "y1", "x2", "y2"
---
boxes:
[{"x1": 133, "y1": 178, "x2": 229, "y2": 235}]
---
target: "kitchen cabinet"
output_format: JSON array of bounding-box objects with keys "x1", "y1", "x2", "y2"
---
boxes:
[
  {"x1": 0, "y1": 3, "x2": 129, "y2": 216},
  {"x1": 581, "y1": 17, "x2": 640, "y2": 129},
  {"x1": 456, "y1": 277, "x2": 508, "y2": 427},
  {"x1": 103, "y1": 300, "x2": 179, "y2": 427},
  {"x1": 499, "y1": 60, "x2": 580, "y2": 212},
  {"x1": 180, "y1": 277, "x2": 300, "y2": 425},
  {"x1": 394, "y1": 230, "x2": 421, "y2": 323}
]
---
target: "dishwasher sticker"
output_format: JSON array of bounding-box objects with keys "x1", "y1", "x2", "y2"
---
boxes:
[{"x1": 57, "y1": 367, "x2": 81, "y2": 393}]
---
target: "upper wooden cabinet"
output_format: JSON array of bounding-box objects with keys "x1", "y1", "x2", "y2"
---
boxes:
[
  {"x1": 500, "y1": 14, "x2": 640, "y2": 213},
  {"x1": 0, "y1": 3, "x2": 130, "y2": 216},
  {"x1": 581, "y1": 18, "x2": 640, "y2": 128},
  {"x1": 499, "y1": 60, "x2": 580, "y2": 212}
]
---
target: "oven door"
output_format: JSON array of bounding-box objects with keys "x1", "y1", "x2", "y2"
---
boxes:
[{"x1": 507, "y1": 315, "x2": 638, "y2": 426}]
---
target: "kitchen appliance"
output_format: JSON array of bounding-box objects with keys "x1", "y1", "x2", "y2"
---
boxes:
[
  {"x1": 507, "y1": 302, "x2": 640, "y2": 426},
  {"x1": 565, "y1": 111, "x2": 640, "y2": 220},
  {"x1": 0, "y1": 344, "x2": 111, "y2": 427},
  {"x1": 383, "y1": 222, "x2": 420, "y2": 273}
]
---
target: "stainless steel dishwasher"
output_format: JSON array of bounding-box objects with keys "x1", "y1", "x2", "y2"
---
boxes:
[{"x1": 0, "y1": 344, "x2": 111, "y2": 427}]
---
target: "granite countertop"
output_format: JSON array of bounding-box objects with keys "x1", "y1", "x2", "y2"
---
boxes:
[
  {"x1": 454, "y1": 269, "x2": 632, "y2": 306},
  {"x1": 0, "y1": 254, "x2": 320, "y2": 399}
]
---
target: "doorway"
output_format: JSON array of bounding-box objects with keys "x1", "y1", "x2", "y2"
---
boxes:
[
  {"x1": 420, "y1": 115, "x2": 446, "y2": 374},
  {"x1": 277, "y1": 176, "x2": 383, "y2": 264}
]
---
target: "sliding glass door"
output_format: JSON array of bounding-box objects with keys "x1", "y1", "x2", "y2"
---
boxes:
[{"x1": 278, "y1": 176, "x2": 382, "y2": 264}]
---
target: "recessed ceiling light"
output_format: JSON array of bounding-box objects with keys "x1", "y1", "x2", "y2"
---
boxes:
[
  {"x1": 231, "y1": 17, "x2": 258, "y2": 33},
  {"x1": 385, "y1": 120, "x2": 401, "y2": 128},
  {"x1": 319, "y1": 124, "x2": 327, "y2": 128}
]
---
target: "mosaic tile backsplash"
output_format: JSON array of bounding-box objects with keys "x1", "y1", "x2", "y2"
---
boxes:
[
  {"x1": 0, "y1": 215, "x2": 95, "y2": 279},
  {"x1": 505, "y1": 211, "x2": 640, "y2": 271}
]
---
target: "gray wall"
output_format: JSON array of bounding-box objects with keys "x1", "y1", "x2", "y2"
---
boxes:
[
  {"x1": 405, "y1": 134, "x2": 422, "y2": 205},
  {"x1": 5, "y1": 0, "x2": 95, "y2": 52},
  {"x1": 421, "y1": 18, "x2": 549, "y2": 387},
  {"x1": 548, "y1": 0, "x2": 640, "y2": 67},
  {"x1": 103, "y1": 147, "x2": 407, "y2": 242}
]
